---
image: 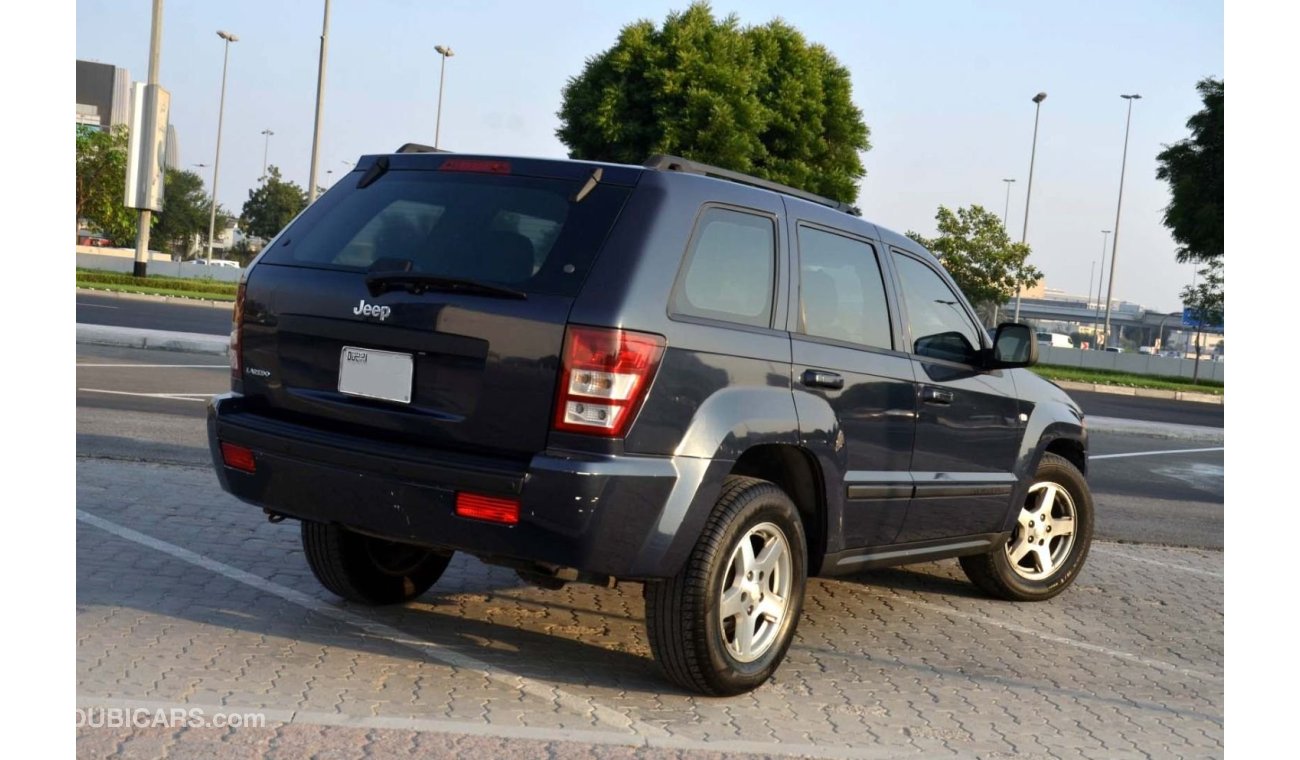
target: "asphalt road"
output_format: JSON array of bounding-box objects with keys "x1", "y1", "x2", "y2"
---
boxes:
[
  {"x1": 76, "y1": 291, "x2": 233, "y2": 335},
  {"x1": 75, "y1": 293, "x2": 1224, "y2": 429},
  {"x1": 76, "y1": 345, "x2": 1224, "y2": 549}
]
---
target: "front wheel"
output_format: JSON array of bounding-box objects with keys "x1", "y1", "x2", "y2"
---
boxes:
[
  {"x1": 960, "y1": 452, "x2": 1094, "y2": 601},
  {"x1": 643, "y1": 476, "x2": 807, "y2": 696},
  {"x1": 302, "y1": 521, "x2": 451, "y2": 605}
]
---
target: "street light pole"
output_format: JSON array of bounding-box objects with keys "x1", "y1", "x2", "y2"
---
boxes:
[
  {"x1": 1092, "y1": 229, "x2": 1111, "y2": 344},
  {"x1": 260, "y1": 128, "x2": 274, "y2": 180},
  {"x1": 434, "y1": 45, "x2": 455, "y2": 148},
  {"x1": 1014, "y1": 92, "x2": 1047, "y2": 322},
  {"x1": 131, "y1": 0, "x2": 164, "y2": 278},
  {"x1": 307, "y1": 0, "x2": 331, "y2": 204},
  {"x1": 1001, "y1": 178, "x2": 1016, "y2": 228},
  {"x1": 207, "y1": 30, "x2": 238, "y2": 263},
  {"x1": 1102, "y1": 94, "x2": 1142, "y2": 349}
]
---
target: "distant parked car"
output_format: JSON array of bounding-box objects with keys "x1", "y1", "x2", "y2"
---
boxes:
[
  {"x1": 193, "y1": 258, "x2": 241, "y2": 269},
  {"x1": 1104, "y1": 346, "x2": 1124, "y2": 353}
]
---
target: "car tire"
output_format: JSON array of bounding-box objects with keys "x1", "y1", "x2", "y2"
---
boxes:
[
  {"x1": 960, "y1": 452, "x2": 1093, "y2": 602},
  {"x1": 643, "y1": 475, "x2": 807, "y2": 696},
  {"x1": 302, "y1": 520, "x2": 451, "y2": 605}
]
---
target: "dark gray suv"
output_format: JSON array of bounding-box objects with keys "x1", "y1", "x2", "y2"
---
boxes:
[{"x1": 208, "y1": 149, "x2": 1092, "y2": 696}]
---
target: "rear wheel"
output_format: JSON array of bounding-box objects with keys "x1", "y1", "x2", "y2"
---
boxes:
[
  {"x1": 643, "y1": 476, "x2": 807, "y2": 696},
  {"x1": 301, "y1": 520, "x2": 451, "y2": 605},
  {"x1": 960, "y1": 453, "x2": 1093, "y2": 601}
]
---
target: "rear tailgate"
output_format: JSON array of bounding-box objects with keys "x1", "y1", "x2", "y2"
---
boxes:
[{"x1": 236, "y1": 156, "x2": 637, "y2": 458}]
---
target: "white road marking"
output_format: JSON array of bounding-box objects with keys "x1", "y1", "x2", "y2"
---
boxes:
[
  {"x1": 76, "y1": 302, "x2": 119, "y2": 309},
  {"x1": 76, "y1": 363, "x2": 228, "y2": 369},
  {"x1": 886, "y1": 595, "x2": 1221, "y2": 681},
  {"x1": 75, "y1": 510, "x2": 670, "y2": 740},
  {"x1": 1091, "y1": 546, "x2": 1224, "y2": 578},
  {"x1": 1090, "y1": 446, "x2": 1224, "y2": 460},
  {"x1": 78, "y1": 388, "x2": 212, "y2": 402}
]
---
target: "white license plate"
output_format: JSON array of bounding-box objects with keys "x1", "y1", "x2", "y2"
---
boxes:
[{"x1": 338, "y1": 346, "x2": 413, "y2": 404}]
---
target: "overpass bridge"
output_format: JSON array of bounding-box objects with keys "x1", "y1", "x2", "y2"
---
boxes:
[{"x1": 1012, "y1": 298, "x2": 1222, "y2": 346}]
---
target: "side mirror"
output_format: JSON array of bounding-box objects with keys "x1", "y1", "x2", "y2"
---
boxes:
[{"x1": 988, "y1": 322, "x2": 1038, "y2": 368}]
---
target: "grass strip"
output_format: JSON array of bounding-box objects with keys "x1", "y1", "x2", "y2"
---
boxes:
[{"x1": 1032, "y1": 364, "x2": 1223, "y2": 395}]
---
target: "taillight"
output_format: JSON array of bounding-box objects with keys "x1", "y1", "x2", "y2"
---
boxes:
[
  {"x1": 553, "y1": 326, "x2": 666, "y2": 437},
  {"x1": 230, "y1": 281, "x2": 246, "y2": 381}
]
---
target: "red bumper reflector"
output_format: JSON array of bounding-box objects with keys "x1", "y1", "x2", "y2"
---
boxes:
[
  {"x1": 219, "y1": 442, "x2": 256, "y2": 473},
  {"x1": 455, "y1": 492, "x2": 520, "y2": 525}
]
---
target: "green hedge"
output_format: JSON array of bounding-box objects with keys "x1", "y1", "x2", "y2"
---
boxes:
[{"x1": 76, "y1": 268, "x2": 238, "y2": 297}]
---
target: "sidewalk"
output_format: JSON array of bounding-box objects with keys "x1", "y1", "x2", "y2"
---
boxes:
[{"x1": 75, "y1": 323, "x2": 1224, "y2": 441}]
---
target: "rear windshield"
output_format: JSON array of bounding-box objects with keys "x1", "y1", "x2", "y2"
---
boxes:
[{"x1": 259, "y1": 169, "x2": 631, "y2": 297}]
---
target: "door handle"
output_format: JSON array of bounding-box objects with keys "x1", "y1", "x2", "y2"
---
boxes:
[
  {"x1": 921, "y1": 387, "x2": 954, "y2": 405},
  {"x1": 801, "y1": 369, "x2": 844, "y2": 390}
]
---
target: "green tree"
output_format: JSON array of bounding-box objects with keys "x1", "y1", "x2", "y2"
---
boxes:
[
  {"x1": 153, "y1": 168, "x2": 212, "y2": 256},
  {"x1": 240, "y1": 166, "x2": 307, "y2": 240},
  {"x1": 1181, "y1": 257, "x2": 1223, "y2": 383},
  {"x1": 556, "y1": 2, "x2": 870, "y2": 203},
  {"x1": 1155, "y1": 78, "x2": 1223, "y2": 264},
  {"x1": 75, "y1": 125, "x2": 137, "y2": 245},
  {"x1": 906, "y1": 205, "x2": 1043, "y2": 324}
]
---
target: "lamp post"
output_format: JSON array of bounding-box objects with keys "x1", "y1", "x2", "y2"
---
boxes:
[
  {"x1": 1092, "y1": 229, "x2": 1112, "y2": 345},
  {"x1": 1102, "y1": 94, "x2": 1141, "y2": 349},
  {"x1": 307, "y1": 0, "x2": 331, "y2": 204},
  {"x1": 206, "y1": 29, "x2": 238, "y2": 263},
  {"x1": 259, "y1": 128, "x2": 274, "y2": 180},
  {"x1": 1001, "y1": 178, "x2": 1016, "y2": 228},
  {"x1": 434, "y1": 45, "x2": 455, "y2": 149},
  {"x1": 1014, "y1": 92, "x2": 1047, "y2": 322}
]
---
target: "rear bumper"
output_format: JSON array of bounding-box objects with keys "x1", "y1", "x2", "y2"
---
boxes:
[{"x1": 207, "y1": 393, "x2": 720, "y2": 579}]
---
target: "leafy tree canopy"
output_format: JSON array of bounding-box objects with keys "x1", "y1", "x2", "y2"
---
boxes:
[
  {"x1": 76, "y1": 125, "x2": 137, "y2": 245},
  {"x1": 1182, "y1": 257, "x2": 1223, "y2": 328},
  {"x1": 153, "y1": 169, "x2": 213, "y2": 256},
  {"x1": 240, "y1": 166, "x2": 307, "y2": 240},
  {"x1": 556, "y1": 2, "x2": 870, "y2": 203},
  {"x1": 1155, "y1": 78, "x2": 1223, "y2": 264},
  {"x1": 907, "y1": 204, "x2": 1043, "y2": 323}
]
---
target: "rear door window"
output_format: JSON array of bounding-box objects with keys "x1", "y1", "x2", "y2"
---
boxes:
[
  {"x1": 259, "y1": 170, "x2": 630, "y2": 297},
  {"x1": 797, "y1": 225, "x2": 893, "y2": 350},
  {"x1": 670, "y1": 207, "x2": 776, "y2": 328}
]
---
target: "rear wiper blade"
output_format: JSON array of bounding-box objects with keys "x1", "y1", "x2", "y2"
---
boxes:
[{"x1": 365, "y1": 272, "x2": 527, "y2": 300}]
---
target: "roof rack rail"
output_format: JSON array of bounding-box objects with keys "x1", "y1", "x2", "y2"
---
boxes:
[
  {"x1": 643, "y1": 154, "x2": 860, "y2": 216},
  {"x1": 396, "y1": 143, "x2": 453, "y2": 154}
]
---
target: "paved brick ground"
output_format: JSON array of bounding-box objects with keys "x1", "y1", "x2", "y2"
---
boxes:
[{"x1": 76, "y1": 458, "x2": 1223, "y2": 758}]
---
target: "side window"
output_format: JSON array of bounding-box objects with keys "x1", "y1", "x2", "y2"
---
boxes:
[
  {"x1": 892, "y1": 253, "x2": 984, "y2": 364},
  {"x1": 670, "y1": 207, "x2": 775, "y2": 328},
  {"x1": 797, "y1": 226, "x2": 893, "y2": 350}
]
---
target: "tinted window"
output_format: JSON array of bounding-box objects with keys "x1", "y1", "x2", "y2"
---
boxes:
[
  {"x1": 797, "y1": 226, "x2": 892, "y2": 349},
  {"x1": 670, "y1": 207, "x2": 775, "y2": 328},
  {"x1": 893, "y1": 253, "x2": 983, "y2": 364},
  {"x1": 258, "y1": 170, "x2": 630, "y2": 297}
]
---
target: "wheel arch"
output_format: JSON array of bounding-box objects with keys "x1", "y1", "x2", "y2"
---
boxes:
[{"x1": 730, "y1": 443, "x2": 829, "y2": 576}]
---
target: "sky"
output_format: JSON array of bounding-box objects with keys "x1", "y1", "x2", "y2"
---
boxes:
[{"x1": 74, "y1": 0, "x2": 1223, "y2": 312}]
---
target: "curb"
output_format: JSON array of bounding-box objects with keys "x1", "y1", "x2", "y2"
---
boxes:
[
  {"x1": 1085, "y1": 415, "x2": 1224, "y2": 443},
  {"x1": 77, "y1": 323, "x2": 229, "y2": 357},
  {"x1": 1052, "y1": 379, "x2": 1223, "y2": 406}
]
